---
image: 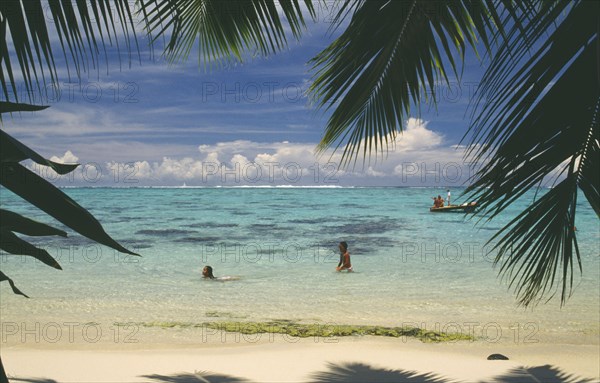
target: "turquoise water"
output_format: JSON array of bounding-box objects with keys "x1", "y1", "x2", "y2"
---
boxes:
[{"x1": 1, "y1": 187, "x2": 598, "y2": 344}]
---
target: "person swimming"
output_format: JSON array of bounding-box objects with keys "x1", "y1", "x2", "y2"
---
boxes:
[
  {"x1": 202, "y1": 265, "x2": 240, "y2": 281},
  {"x1": 202, "y1": 265, "x2": 215, "y2": 279}
]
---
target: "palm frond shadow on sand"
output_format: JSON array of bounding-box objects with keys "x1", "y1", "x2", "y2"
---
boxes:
[
  {"x1": 308, "y1": 362, "x2": 448, "y2": 383},
  {"x1": 139, "y1": 362, "x2": 596, "y2": 383},
  {"x1": 142, "y1": 371, "x2": 251, "y2": 383},
  {"x1": 488, "y1": 365, "x2": 596, "y2": 383},
  {"x1": 309, "y1": 363, "x2": 597, "y2": 383}
]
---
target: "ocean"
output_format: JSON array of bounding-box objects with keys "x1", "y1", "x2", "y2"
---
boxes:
[{"x1": 1, "y1": 187, "x2": 598, "y2": 345}]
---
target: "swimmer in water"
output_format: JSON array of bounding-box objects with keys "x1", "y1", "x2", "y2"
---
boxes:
[
  {"x1": 202, "y1": 265, "x2": 240, "y2": 281},
  {"x1": 202, "y1": 265, "x2": 215, "y2": 279}
]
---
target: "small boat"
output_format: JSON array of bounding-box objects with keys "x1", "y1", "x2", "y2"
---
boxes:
[{"x1": 430, "y1": 202, "x2": 478, "y2": 213}]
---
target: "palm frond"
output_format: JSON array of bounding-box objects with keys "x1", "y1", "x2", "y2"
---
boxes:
[
  {"x1": 464, "y1": 0, "x2": 599, "y2": 306},
  {"x1": 576, "y1": 99, "x2": 600, "y2": 217},
  {"x1": 0, "y1": 270, "x2": 29, "y2": 298},
  {"x1": 139, "y1": 0, "x2": 315, "y2": 68},
  {"x1": 488, "y1": 173, "x2": 580, "y2": 306},
  {"x1": 1, "y1": 0, "x2": 315, "y2": 101},
  {"x1": 308, "y1": 0, "x2": 510, "y2": 167},
  {"x1": 0, "y1": 0, "x2": 139, "y2": 103},
  {"x1": 464, "y1": 1, "x2": 577, "y2": 159},
  {"x1": 0, "y1": 123, "x2": 78, "y2": 175},
  {"x1": 0, "y1": 101, "x2": 48, "y2": 114},
  {"x1": 0, "y1": 209, "x2": 68, "y2": 237},
  {"x1": 0, "y1": 161, "x2": 139, "y2": 257},
  {"x1": 0, "y1": 105, "x2": 140, "y2": 299},
  {"x1": 0, "y1": 121, "x2": 139, "y2": 258},
  {"x1": 0, "y1": 229, "x2": 62, "y2": 270}
]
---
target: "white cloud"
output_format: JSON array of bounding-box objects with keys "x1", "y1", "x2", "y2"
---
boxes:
[
  {"x1": 4, "y1": 106, "x2": 149, "y2": 137},
  {"x1": 49, "y1": 150, "x2": 79, "y2": 164},
  {"x1": 347, "y1": 118, "x2": 443, "y2": 156},
  {"x1": 395, "y1": 117, "x2": 443, "y2": 149},
  {"x1": 25, "y1": 118, "x2": 480, "y2": 187},
  {"x1": 75, "y1": 118, "x2": 473, "y2": 186}
]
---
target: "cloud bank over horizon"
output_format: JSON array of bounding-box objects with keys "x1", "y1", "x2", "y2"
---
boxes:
[{"x1": 26, "y1": 118, "x2": 480, "y2": 188}]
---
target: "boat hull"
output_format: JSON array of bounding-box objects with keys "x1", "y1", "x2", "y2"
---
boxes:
[{"x1": 430, "y1": 203, "x2": 477, "y2": 213}]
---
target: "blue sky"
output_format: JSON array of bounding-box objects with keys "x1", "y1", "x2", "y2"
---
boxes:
[{"x1": 3, "y1": 4, "x2": 490, "y2": 189}]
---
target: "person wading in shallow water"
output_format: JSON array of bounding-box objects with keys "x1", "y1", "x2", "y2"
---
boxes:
[{"x1": 336, "y1": 241, "x2": 353, "y2": 272}]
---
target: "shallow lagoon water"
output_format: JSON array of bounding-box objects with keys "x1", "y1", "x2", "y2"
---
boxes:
[{"x1": 1, "y1": 187, "x2": 598, "y2": 344}]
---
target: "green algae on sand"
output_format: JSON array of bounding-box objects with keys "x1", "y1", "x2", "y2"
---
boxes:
[{"x1": 120, "y1": 320, "x2": 474, "y2": 343}]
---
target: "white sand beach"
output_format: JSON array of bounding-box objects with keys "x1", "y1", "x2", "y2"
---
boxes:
[{"x1": 3, "y1": 336, "x2": 599, "y2": 382}]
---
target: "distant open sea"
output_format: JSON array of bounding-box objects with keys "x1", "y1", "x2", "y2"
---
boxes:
[{"x1": 1, "y1": 187, "x2": 599, "y2": 345}]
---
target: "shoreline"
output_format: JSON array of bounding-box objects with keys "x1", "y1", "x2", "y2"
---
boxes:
[
  {"x1": 2, "y1": 317, "x2": 598, "y2": 348},
  {"x1": 3, "y1": 336, "x2": 599, "y2": 382}
]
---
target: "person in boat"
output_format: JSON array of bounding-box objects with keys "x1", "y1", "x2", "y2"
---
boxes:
[
  {"x1": 447, "y1": 189, "x2": 451, "y2": 206},
  {"x1": 202, "y1": 265, "x2": 215, "y2": 279},
  {"x1": 336, "y1": 241, "x2": 353, "y2": 272},
  {"x1": 432, "y1": 195, "x2": 444, "y2": 208}
]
